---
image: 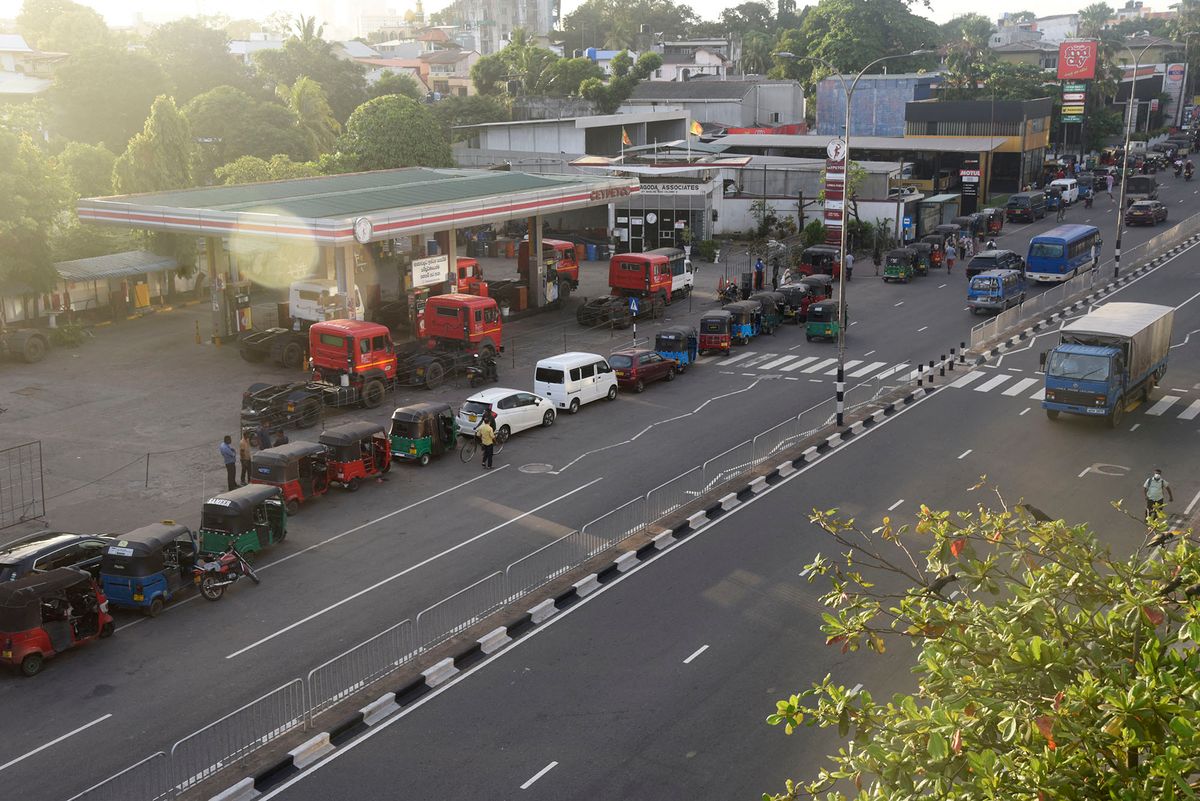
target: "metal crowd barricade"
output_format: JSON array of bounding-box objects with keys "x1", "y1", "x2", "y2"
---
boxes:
[
  {"x1": 752, "y1": 415, "x2": 807, "y2": 465},
  {"x1": 66, "y1": 752, "x2": 173, "y2": 801},
  {"x1": 505, "y1": 529, "x2": 598, "y2": 600},
  {"x1": 414, "y1": 571, "x2": 507, "y2": 651},
  {"x1": 306, "y1": 618, "x2": 416, "y2": 722},
  {"x1": 701, "y1": 439, "x2": 755, "y2": 493},
  {"x1": 645, "y1": 467, "x2": 704, "y2": 524},
  {"x1": 579, "y1": 496, "x2": 648, "y2": 550},
  {"x1": 170, "y1": 679, "x2": 306, "y2": 791}
]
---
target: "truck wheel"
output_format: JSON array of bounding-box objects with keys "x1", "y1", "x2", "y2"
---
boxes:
[
  {"x1": 479, "y1": 342, "x2": 496, "y2": 360},
  {"x1": 20, "y1": 653, "x2": 43, "y2": 677},
  {"x1": 423, "y1": 361, "x2": 445, "y2": 390},
  {"x1": 1045, "y1": 409, "x2": 1059, "y2": 421},
  {"x1": 280, "y1": 342, "x2": 304, "y2": 370},
  {"x1": 1108, "y1": 397, "x2": 1125, "y2": 428},
  {"x1": 362, "y1": 380, "x2": 385, "y2": 409},
  {"x1": 20, "y1": 335, "x2": 47, "y2": 364}
]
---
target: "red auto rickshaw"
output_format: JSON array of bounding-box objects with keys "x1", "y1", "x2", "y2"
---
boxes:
[
  {"x1": 699, "y1": 310, "x2": 732, "y2": 355},
  {"x1": 1, "y1": 568, "x2": 114, "y2": 676},
  {"x1": 250, "y1": 440, "x2": 331, "y2": 514},
  {"x1": 319, "y1": 422, "x2": 391, "y2": 491}
]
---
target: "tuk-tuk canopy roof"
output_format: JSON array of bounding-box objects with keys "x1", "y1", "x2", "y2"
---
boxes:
[
  {"x1": 809, "y1": 300, "x2": 841, "y2": 313},
  {"x1": 700, "y1": 310, "x2": 732, "y2": 320},
  {"x1": 804, "y1": 245, "x2": 840, "y2": 254},
  {"x1": 319, "y1": 421, "x2": 387, "y2": 447},
  {"x1": 724, "y1": 300, "x2": 760, "y2": 313},
  {"x1": 252, "y1": 440, "x2": 328, "y2": 466},
  {"x1": 391, "y1": 402, "x2": 455, "y2": 422},
  {"x1": 0, "y1": 568, "x2": 93, "y2": 631},
  {"x1": 204, "y1": 484, "x2": 281, "y2": 515},
  {"x1": 750, "y1": 291, "x2": 785, "y2": 302},
  {"x1": 911, "y1": 242, "x2": 933, "y2": 252},
  {"x1": 921, "y1": 234, "x2": 946, "y2": 243},
  {"x1": 934, "y1": 224, "x2": 960, "y2": 233},
  {"x1": 656, "y1": 325, "x2": 697, "y2": 340},
  {"x1": 800, "y1": 273, "x2": 833, "y2": 284},
  {"x1": 111, "y1": 522, "x2": 193, "y2": 553}
]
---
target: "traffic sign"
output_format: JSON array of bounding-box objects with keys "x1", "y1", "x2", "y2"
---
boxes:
[
  {"x1": 1063, "y1": 92, "x2": 1085, "y2": 101},
  {"x1": 1061, "y1": 114, "x2": 1083, "y2": 123},
  {"x1": 1062, "y1": 104, "x2": 1085, "y2": 115},
  {"x1": 629, "y1": 297, "x2": 639, "y2": 315},
  {"x1": 1063, "y1": 82, "x2": 1087, "y2": 92}
]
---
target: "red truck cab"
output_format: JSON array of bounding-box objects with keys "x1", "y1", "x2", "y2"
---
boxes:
[
  {"x1": 455, "y1": 257, "x2": 487, "y2": 295},
  {"x1": 518, "y1": 239, "x2": 580, "y2": 288},
  {"x1": 609, "y1": 252, "x2": 673, "y2": 302},
  {"x1": 308, "y1": 320, "x2": 397, "y2": 384},
  {"x1": 420, "y1": 293, "x2": 503, "y2": 356}
]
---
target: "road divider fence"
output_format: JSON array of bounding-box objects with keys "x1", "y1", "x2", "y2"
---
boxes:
[
  {"x1": 306, "y1": 618, "x2": 415, "y2": 723},
  {"x1": 66, "y1": 751, "x2": 171, "y2": 801},
  {"x1": 414, "y1": 571, "x2": 507, "y2": 652}
]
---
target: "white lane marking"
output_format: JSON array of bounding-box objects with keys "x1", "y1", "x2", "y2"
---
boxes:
[
  {"x1": 683, "y1": 644, "x2": 709, "y2": 664},
  {"x1": 759, "y1": 355, "x2": 799, "y2": 370},
  {"x1": 1130, "y1": 423, "x2": 1141, "y2": 431},
  {"x1": 957, "y1": 449, "x2": 972, "y2": 459},
  {"x1": 825, "y1": 360, "x2": 862, "y2": 376},
  {"x1": 721, "y1": 351, "x2": 758, "y2": 365},
  {"x1": 1171, "y1": 327, "x2": 1200, "y2": 348},
  {"x1": 887, "y1": 499, "x2": 904, "y2": 511},
  {"x1": 779, "y1": 356, "x2": 819, "y2": 372},
  {"x1": 809, "y1": 379, "x2": 823, "y2": 383},
  {"x1": 975, "y1": 374, "x2": 1014, "y2": 393},
  {"x1": 1029, "y1": 388, "x2": 1046, "y2": 400},
  {"x1": 226, "y1": 478, "x2": 604, "y2": 659},
  {"x1": 849, "y1": 683, "x2": 863, "y2": 695},
  {"x1": 1077, "y1": 467, "x2": 1090, "y2": 478},
  {"x1": 938, "y1": 283, "x2": 947, "y2": 289},
  {"x1": 850, "y1": 321, "x2": 859, "y2": 326},
  {"x1": 785, "y1": 376, "x2": 799, "y2": 381},
  {"x1": 0, "y1": 714, "x2": 112, "y2": 773},
  {"x1": 1179, "y1": 399, "x2": 1200, "y2": 420},
  {"x1": 803, "y1": 357, "x2": 838, "y2": 373},
  {"x1": 1185, "y1": 485, "x2": 1200, "y2": 516},
  {"x1": 1002, "y1": 377, "x2": 1040, "y2": 396},
  {"x1": 1020, "y1": 407, "x2": 1031, "y2": 415},
  {"x1": 742, "y1": 372, "x2": 756, "y2": 377},
  {"x1": 741, "y1": 353, "x2": 779, "y2": 368},
  {"x1": 863, "y1": 350, "x2": 876, "y2": 357},
  {"x1": 1146, "y1": 395, "x2": 1180, "y2": 416},
  {"x1": 521, "y1": 762, "x2": 558, "y2": 790},
  {"x1": 894, "y1": 301, "x2": 904, "y2": 307},
  {"x1": 874, "y1": 363, "x2": 909, "y2": 380},
  {"x1": 950, "y1": 371, "x2": 984, "y2": 388},
  {"x1": 917, "y1": 326, "x2": 928, "y2": 332},
  {"x1": 693, "y1": 355, "x2": 716, "y2": 364},
  {"x1": 849, "y1": 361, "x2": 887, "y2": 377}
]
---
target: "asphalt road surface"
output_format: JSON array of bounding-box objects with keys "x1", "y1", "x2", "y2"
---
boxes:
[{"x1": 3, "y1": 180, "x2": 1198, "y2": 800}]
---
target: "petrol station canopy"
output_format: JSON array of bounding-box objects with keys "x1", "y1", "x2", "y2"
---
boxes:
[{"x1": 76, "y1": 167, "x2": 640, "y2": 246}]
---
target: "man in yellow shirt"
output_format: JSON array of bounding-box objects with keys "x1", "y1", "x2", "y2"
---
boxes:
[{"x1": 477, "y1": 418, "x2": 495, "y2": 469}]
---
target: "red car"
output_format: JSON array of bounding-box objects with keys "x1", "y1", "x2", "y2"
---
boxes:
[
  {"x1": 609, "y1": 349, "x2": 677, "y2": 392},
  {"x1": 1125, "y1": 200, "x2": 1167, "y2": 226}
]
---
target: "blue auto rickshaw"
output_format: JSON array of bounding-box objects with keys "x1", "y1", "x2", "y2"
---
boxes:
[
  {"x1": 723, "y1": 300, "x2": 762, "y2": 345},
  {"x1": 655, "y1": 326, "x2": 699, "y2": 372},
  {"x1": 99, "y1": 523, "x2": 198, "y2": 617}
]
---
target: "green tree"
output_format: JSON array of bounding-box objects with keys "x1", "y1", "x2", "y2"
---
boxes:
[
  {"x1": 282, "y1": 77, "x2": 341, "y2": 157},
  {"x1": 1078, "y1": 2, "x2": 1115, "y2": 38},
  {"x1": 17, "y1": 0, "x2": 109, "y2": 51},
  {"x1": 368, "y1": 72, "x2": 425, "y2": 101},
  {"x1": 767, "y1": 497, "x2": 1200, "y2": 800},
  {"x1": 0, "y1": 129, "x2": 68, "y2": 292},
  {"x1": 562, "y1": 0, "x2": 699, "y2": 52},
  {"x1": 254, "y1": 17, "x2": 368, "y2": 123},
  {"x1": 741, "y1": 32, "x2": 774, "y2": 76},
  {"x1": 183, "y1": 86, "x2": 310, "y2": 180},
  {"x1": 580, "y1": 50, "x2": 663, "y2": 114},
  {"x1": 113, "y1": 95, "x2": 193, "y2": 194},
  {"x1": 430, "y1": 94, "x2": 511, "y2": 141},
  {"x1": 336, "y1": 94, "x2": 452, "y2": 171},
  {"x1": 719, "y1": 1, "x2": 775, "y2": 34},
  {"x1": 544, "y1": 57, "x2": 605, "y2": 96},
  {"x1": 0, "y1": 98, "x2": 50, "y2": 141},
  {"x1": 50, "y1": 220, "x2": 137, "y2": 262},
  {"x1": 214, "y1": 154, "x2": 321, "y2": 185},
  {"x1": 145, "y1": 18, "x2": 250, "y2": 104},
  {"x1": 49, "y1": 45, "x2": 168, "y2": 150},
  {"x1": 939, "y1": 14, "x2": 998, "y2": 100},
  {"x1": 55, "y1": 142, "x2": 116, "y2": 198}
]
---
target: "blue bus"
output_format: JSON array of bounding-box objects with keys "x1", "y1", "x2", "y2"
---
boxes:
[{"x1": 1025, "y1": 224, "x2": 1101, "y2": 283}]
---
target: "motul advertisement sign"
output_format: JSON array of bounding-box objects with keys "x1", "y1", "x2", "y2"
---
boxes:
[{"x1": 1058, "y1": 41, "x2": 1098, "y2": 81}]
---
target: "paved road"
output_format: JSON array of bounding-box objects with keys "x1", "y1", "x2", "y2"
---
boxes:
[
  {"x1": 3, "y1": 181, "x2": 1198, "y2": 800},
  {"x1": 264, "y1": 230, "x2": 1200, "y2": 801}
]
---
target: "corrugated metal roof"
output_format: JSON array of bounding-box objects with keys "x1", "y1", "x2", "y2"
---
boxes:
[
  {"x1": 717, "y1": 133, "x2": 1007, "y2": 153},
  {"x1": 56, "y1": 250, "x2": 177, "y2": 281},
  {"x1": 0, "y1": 34, "x2": 33, "y2": 53}
]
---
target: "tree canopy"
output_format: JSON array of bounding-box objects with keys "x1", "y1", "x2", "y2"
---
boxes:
[
  {"x1": 368, "y1": 72, "x2": 425, "y2": 102},
  {"x1": 580, "y1": 50, "x2": 663, "y2": 114},
  {"x1": 49, "y1": 45, "x2": 168, "y2": 151},
  {"x1": 430, "y1": 94, "x2": 511, "y2": 141},
  {"x1": 214, "y1": 154, "x2": 321, "y2": 185},
  {"x1": 336, "y1": 94, "x2": 453, "y2": 171},
  {"x1": 144, "y1": 18, "x2": 250, "y2": 105},
  {"x1": 562, "y1": 0, "x2": 699, "y2": 51},
  {"x1": 183, "y1": 86, "x2": 311, "y2": 181},
  {"x1": 768, "y1": 493, "x2": 1200, "y2": 800},
  {"x1": 0, "y1": 130, "x2": 68, "y2": 292},
  {"x1": 17, "y1": 0, "x2": 109, "y2": 51},
  {"x1": 54, "y1": 142, "x2": 116, "y2": 198},
  {"x1": 254, "y1": 17, "x2": 368, "y2": 123},
  {"x1": 113, "y1": 95, "x2": 193, "y2": 195}
]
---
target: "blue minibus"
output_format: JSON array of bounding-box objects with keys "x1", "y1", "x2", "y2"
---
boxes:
[{"x1": 1026, "y1": 224, "x2": 1101, "y2": 282}]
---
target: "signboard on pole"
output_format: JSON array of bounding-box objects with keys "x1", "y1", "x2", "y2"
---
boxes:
[
  {"x1": 959, "y1": 161, "x2": 980, "y2": 215},
  {"x1": 412, "y1": 254, "x2": 449, "y2": 288},
  {"x1": 1057, "y1": 41, "x2": 1098, "y2": 81},
  {"x1": 823, "y1": 139, "x2": 847, "y2": 247}
]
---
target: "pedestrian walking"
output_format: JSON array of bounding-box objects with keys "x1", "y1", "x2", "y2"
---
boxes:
[
  {"x1": 256, "y1": 422, "x2": 271, "y2": 450},
  {"x1": 238, "y1": 432, "x2": 252, "y2": 486},
  {"x1": 1105, "y1": 173, "x2": 1114, "y2": 199},
  {"x1": 945, "y1": 243, "x2": 957, "y2": 273},
  {"x1": 753, "y1": 258, "x2": 765, "y2": 291},
  {"x1": 219, "y1": 435, "x2": 237, "y2": 491},
  {"x1": 843, "y1": 251, "x2": 854, "y2": 281},
  {"x1": 477, "y1": 417, "x2": 495, "y2": 469},
  {"x1": 1143, "y1": 468, "x2": 1174, "y2": 522},
  {"x1": 872, "y1": 248, "x2": 882, "y2": 276},
  {"x1": 1056, "y1": 201, "x2": 1066, "y2": 222}
]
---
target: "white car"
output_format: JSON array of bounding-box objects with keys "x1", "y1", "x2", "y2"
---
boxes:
[{"x1": 457, "y1": 387, "x2": 556, "y2": 441}]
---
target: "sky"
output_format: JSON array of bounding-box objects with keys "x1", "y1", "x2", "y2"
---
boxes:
[{"x1": 0, "y1": 0, "x2": 1095, "y2": 31}]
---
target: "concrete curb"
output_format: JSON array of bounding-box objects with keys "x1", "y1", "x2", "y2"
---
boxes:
[
  {"x1": 287, "y1": 733, "x2": 334, "y2": 770},
  {"x1": 208, "y1": 778, "x2": 260, "y2": 801}
]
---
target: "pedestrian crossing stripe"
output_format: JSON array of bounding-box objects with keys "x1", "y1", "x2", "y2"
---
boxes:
[
  {"x1": 779, "y1": 356, "x2": 818, "y2": 372},
  {"x1": 949, "y1": 372, "x2": 1199, "y2": 420}
]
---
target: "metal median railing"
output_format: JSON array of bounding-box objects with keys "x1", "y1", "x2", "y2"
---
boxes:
[
  {"x1": 414, "y1": 571, "x2": 507, "y2": 651},
  {"x1": 645, "y1": 467, "x2": 704, "y2": 523},
  {"x1": 307, "y1": 619, "x2": 416, "y2": 722},
  {"x1": 67, "y1": 752, "x2": 172, "y2": 801}
]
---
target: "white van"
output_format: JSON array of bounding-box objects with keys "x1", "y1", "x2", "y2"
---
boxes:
[
  {"x1": 533, "y1": 352, "x2": 618, "y2": 414},
  {"x1": 1050, "y1": 178, "x2": 1079, "y2": 205}
]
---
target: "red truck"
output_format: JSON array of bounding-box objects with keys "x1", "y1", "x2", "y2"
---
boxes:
[
  {"x1": 576, "y1": 248, "x2": 692, "y2": 327},
  {"x1": 518, "y1": 239, "x2": 580, "y2": 292}
]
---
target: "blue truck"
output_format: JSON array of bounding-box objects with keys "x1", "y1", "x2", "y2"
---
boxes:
[{"x1": 1041, "y1": 302, "x2": 1174, "y2": 427}]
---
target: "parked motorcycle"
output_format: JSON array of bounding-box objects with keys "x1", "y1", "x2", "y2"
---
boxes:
[
  {"x1": 193, "y1": 543, "x2": 260, "y2": 601},
  {"x1": 466, "y1": 354, "x2": 499, "y2": 388},
  {"x1": 718, "y1": 279, "x2": 740, "y2": 304}
]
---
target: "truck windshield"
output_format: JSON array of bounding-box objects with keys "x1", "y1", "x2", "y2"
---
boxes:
[{"x1": 1047, "y1": 352, "x2": 1111, "y2": 381}]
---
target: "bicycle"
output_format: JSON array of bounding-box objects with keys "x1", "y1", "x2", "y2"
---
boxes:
[{"x1": 459, "y1": 429, "x2": 508, "y2": 463}]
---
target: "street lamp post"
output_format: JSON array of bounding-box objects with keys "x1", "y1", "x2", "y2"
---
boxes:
[
  {"x1": 1114, "y1": 38, "x2": 1166, "y2": 280},
  {"x1": 776, "y1": 49, "x2": 932, "y2": 427}
]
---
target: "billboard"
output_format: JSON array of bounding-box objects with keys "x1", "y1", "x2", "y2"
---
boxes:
[{"x1": 1058, "y1": 41, "x2": 1098, "y2": 81}]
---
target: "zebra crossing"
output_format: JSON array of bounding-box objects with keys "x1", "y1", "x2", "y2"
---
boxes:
[
  {"x1": 702, "y1": 350, "x2": 918, "y2": 381},
  {"x1": 949, "y1": 369, "x2": 1200, "y2": 421}
]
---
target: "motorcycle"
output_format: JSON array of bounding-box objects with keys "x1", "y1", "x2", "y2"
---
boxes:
[
  {"x1": 1188, "y1": 167, "x2": 1195, "y2": 182},
  {"x1": 1083, "y1": 192, "x2": 1093, "y2": 209},
  {"x1": 193, "y1": 543, "x2": 260, "y2": 601},
  {"x1": 466, "y1": 353, "x2": 499, "y2": 388},
  {"x1": 718, "y1": 279, "x2": 740, "y2": 304}
]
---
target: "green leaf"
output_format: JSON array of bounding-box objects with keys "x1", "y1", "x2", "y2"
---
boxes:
[
  {"x1": 927, "y1": 731, "x2": 948, "y2": 761},
  {"x1": 1030, "y1": 635, "x2": 1043, "y2": 662}
]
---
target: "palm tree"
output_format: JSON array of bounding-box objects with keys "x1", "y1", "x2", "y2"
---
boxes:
[
  {"x1": 1078, "y1": 3, "x2": 1114, "y2": 39},
  {"x1": 292, "y1": 14, "x2": 324, "y2": 44},
  {"x1": 741, "y1": 32, "x2": 773, "y2": 76}
]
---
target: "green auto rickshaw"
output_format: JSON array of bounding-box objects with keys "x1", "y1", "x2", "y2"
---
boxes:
[
  {"x1": 199, "y1": 484, "x2": 287, "y2": 556},
  {"x1": 806, "y1": 300, "x2": 846, "y2": 342},
  {"x1": 748, "y1": 291, "x2": 786, "y2": 333},
  {"x1": 910, "y1": 242, "x2": 933, "y2": 276},
  {"x1": 882, "y1": 247, "x2": 918, "y2": 283},
  {"x1": 390, "y1": 402, "x2": 459, "y2": 466}
]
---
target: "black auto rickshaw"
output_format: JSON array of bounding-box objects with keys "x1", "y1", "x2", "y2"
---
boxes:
[
  {"x1": 390, "y1": 402, "x2": 458, "y2": 466},
  {"x1": 799, "y1": 245, "x2": 840, "y2": 278},
  {"x1": 920, "y1": 235, "x2": 945, "y2": 269},
  {"x1": 654, "y1": 326, "x2": 699, "y2": 371},
  {"x1": 952, "y1": 214, "x2": 986, "y2": 238},
  {"x1": 0, "y1": 568, "x2": 114, "y2": 676},
  {"x1": 980, "y1": 207, "x2": 1004, "y2": 235},
  {"x1": 99, "y1": 523, "x2": 199, "y2": 616},
  {"x1": 251, "y1": 441, "x2": 330, "y2": 514},
  {"x1": 199, "y1": 484, "x2": 287, "y2": 556},
  {"x1": 933, "y1": 223, "x2": 960, "y2": 243},
  {"x1": 748, "y1": 291, "x2": 786, "y2": 332},
  {"x1": 883, "y1": 247, "x2": 919, "y2": 283},
  {"x1": 699, "y1": 310, "x2": 732, "y2": 355},
  {"x1": 319, "y1": 422, "x2": 392, "y2": 491},
  {"x1": 806, "y1": 300, "x2": 846, "y2": 342}
]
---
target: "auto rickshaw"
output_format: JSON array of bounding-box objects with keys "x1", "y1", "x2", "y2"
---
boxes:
[
  {"x1": 319, "y1": 421, "x2": 392, "y2": 491},
  {"x1": 799, "y1": 245, "x2": 841, "y2": 278},
  {"x1": 933, "y1": 223, "x2": 960, "y2": 243},
  {"x1": 723, "y1": 300, "x2": 762, "y2": 344},
  {"x1": 99, "y1": 523, "x2": 198, "y2": 617},
  {"x1": 952, "y1": 214, "x2": 986, "y2": 238},
  {"x1": 806, "y1": 300, "x2": 846, "y2": 342},
  {"x1": 250, "y1": 441, "x2": 330, "y2": 514},
  {"x1": 0, "y1": 568, "x2": 114, "y2": 676},
  {"x1": 699, "y1": 310, "x2": 732, "y2": 355},
  {"x1": 883, "y1": 247, "x2": 918, "y2": 283},
  {"x1": 199, "y1": 484, "x2": 287, "y2": 556},
  {"x1": 390, "y1": 402, "x2": 458, "y2": 466},
  {"x1": 920, "y1": 235, "x2": 945, "y2": 269},
  {"x1": 748, "y1": 291, "x2": 786, "y2": 333},
  {"x1": 655, "y1": 326, "x2": 699, "y2": 371},
  {"x1": 981, "y1": 207, "x2": 1004, "y2": 235},
  {"x1": 1044, "y1": 185, "x2": 1063, "y2": 211},
  {"x1": 910, "y1": 242, "x2": 934, "y2": 275}
]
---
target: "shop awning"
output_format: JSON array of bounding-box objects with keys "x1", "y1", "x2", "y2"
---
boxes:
[{"x1": 55, "y1": 250, "x2": 178, "y2": 282}]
